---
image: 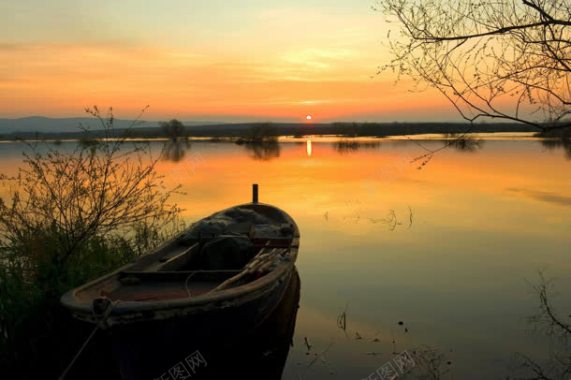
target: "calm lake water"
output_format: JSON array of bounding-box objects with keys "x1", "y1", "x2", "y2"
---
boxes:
[{"x1": 1, "y1": 135, "x2": 570, "y2": 379}]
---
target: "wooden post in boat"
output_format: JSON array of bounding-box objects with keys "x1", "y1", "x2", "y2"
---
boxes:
[{"x1": 253, "y1": 183, "x2": 259, "y2": 203}]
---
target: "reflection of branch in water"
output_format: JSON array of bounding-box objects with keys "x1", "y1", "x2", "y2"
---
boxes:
[
  {"x1": 513, "y1": 273, "x2": 571, "y2": 379},
  {"x1": 296, "y1": 340, "x2": 335, "y2": 379},
  {"x1": 161, "y1": 138, "x2": 191, "y2": 162},
  {"x1": 531, "y1": 273, "x2": 571, "y2": 336},
  {"x1": 515, "y1": 352, "x2": 560, "y2": 380},
  {"x1": 407, "y1": 127, "x2": 481, "y2": 169},
  {"x1": 306, "y1": 342, "x2": 334, "y2": 370}
]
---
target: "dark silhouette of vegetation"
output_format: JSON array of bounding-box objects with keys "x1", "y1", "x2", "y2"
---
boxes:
[
  {"x1": 0, "y1": 106, "x2": 182, "y2": 378},
  {"x1": 379, "y1": 0, "x2": 571, "y2": 131},
  {"x1": 333, "y1": 122, "x2": 362, "y2": 137},
  {"x1": 160, "y1": 119, "x2": 187, "y2": 141}
]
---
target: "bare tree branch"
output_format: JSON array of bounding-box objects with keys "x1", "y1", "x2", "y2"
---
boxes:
[{"x1": 379, "y1": 0, "x2": 571, "y2": 131}]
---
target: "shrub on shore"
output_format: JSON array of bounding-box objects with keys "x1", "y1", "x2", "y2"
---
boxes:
[{"x1": 0, "y1": 106, "x2": 182, "y2": 375}]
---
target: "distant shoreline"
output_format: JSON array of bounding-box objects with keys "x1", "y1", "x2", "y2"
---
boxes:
[{"x1": 0, "y1": 121, "x2": 545, "y2": 142}]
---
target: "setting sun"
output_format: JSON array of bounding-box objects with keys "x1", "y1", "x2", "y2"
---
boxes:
[{"x1": 305, "y1": 115, "x2": 313, "y2": 121}]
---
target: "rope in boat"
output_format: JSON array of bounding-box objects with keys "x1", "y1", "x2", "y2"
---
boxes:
[
  {"x1": 58, "y1": 299, "x2": 118, "y2": 380},
  {"x1": 209, "y1": 247, "x2": 287, "y2": 293}
]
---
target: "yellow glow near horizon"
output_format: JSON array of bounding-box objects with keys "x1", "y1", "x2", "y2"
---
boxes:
[{"x1": 0, "y1": 1, "x2": 458, "y2": 121}]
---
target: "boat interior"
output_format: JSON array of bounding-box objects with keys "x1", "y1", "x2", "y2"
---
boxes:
[{"x1": 76, "y1": 205, "x2": 297, "y2": 303}]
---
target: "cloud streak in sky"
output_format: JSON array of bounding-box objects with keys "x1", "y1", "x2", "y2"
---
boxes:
[{"x1": 0, "y1": 1, "x2": 456, "y2": 121}]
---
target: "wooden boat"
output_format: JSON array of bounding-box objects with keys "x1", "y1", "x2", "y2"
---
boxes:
[
  {"x1": 114, "y1": 269, "x2": 301, "y2": 380},
  {"x1": 61, "y1": 188, "x2": 299, "y2": 334}
]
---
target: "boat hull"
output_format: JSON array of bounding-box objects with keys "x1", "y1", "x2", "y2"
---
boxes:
[{"x1": 112, "y1": 268, "x2": 298, "y2": 380}]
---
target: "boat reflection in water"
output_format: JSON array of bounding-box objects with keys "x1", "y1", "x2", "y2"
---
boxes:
[{"x1": 114, "y1": 269, "x2": 300, "y2": 380}]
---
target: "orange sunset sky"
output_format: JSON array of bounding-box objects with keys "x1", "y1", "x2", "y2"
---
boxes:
[{"x1": 1, "y1": 0, "x2": 457, "y2": 122}]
